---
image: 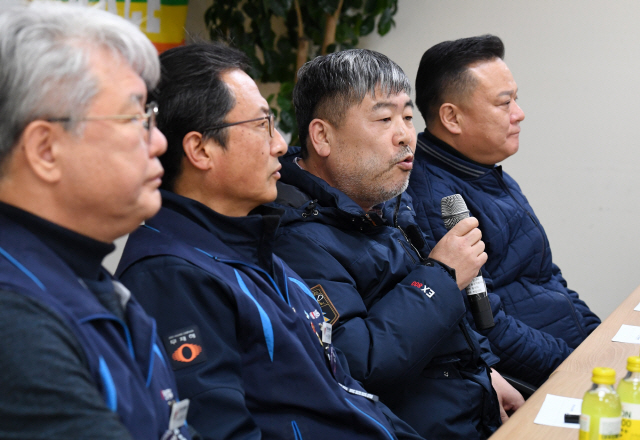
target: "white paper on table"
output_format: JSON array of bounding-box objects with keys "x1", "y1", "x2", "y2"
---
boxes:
[
  {"x1": 634, "y1": 302, "x2": 640, "y2": 311},
  {"x1": 533, "y1": 394, "x2": 582, "y2": 429},
  {"x1": 612, "y1": 325, "x2": 640, "y2": 344}
]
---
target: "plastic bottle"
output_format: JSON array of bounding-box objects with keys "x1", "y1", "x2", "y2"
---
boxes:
[
  {"x1": 580, "y1": 367, "x2": 622, "y2": 440},
  {"x1": 618, "y1": 357, "x2": 640, "y2": 440}
]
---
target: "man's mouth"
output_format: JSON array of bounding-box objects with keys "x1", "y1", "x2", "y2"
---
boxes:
[{"x1": 396, "y1": 154, "x2": 414, "y2": 170}]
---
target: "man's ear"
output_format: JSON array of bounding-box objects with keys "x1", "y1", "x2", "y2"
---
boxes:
[
  {"x1": 307, "y1": 118, "x2": 332, "y2": 158},
  {"x1": 21, "y1": 120, "x2": 61, "y2": 183},
  {"x1": 439, "y1": 103, "x2": 463, "y2": 135},
  {"x1": 182, "y1": 131, "x2": 213, "y2": 171}
]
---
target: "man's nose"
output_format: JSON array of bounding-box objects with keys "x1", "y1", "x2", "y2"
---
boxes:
[
  {"x1": 395, "y1": 121, "x2": 416, "y2": 150},
  {"x1": 150, "y1": 126, "x2": 168, "y2": 157},
  {"x1": 271, "y1": 128, "x2": 288, "y2": 157},
  {"x1": 512, "y1": 101, "x2": 525, "y2": 123}
]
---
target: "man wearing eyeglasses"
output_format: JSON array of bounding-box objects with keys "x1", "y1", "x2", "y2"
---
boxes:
[
  {"x1": 116, "y1": 42, "x2": 426, "y2": 440},
  {"x1": 0, "y1": 3, "x2": 192, "y2": 440}
]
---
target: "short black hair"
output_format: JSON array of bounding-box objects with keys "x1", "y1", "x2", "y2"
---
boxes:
[
  {"x1": 415, "y1": 34, "x2": 504, "y2": 125},
  {"x1": 293, "y1": 49, "x2": 411, "y2": 158},
  {"x1": 151, "y1": 42, "x2": 249, "y2": 191}
]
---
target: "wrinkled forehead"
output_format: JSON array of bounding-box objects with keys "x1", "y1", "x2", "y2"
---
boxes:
[{"x1": 357, "y1": 88, "x2": 413, "y2": 111}]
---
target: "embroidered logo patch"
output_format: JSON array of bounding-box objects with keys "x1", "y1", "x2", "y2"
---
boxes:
[
  {"x1": 163, "y1": 325, "x2": 206, "y2": 370},
  {"x1": 310, "y1": 284, "x2": 339, "y2": 326},
  {"x1": 412, "y1": 281, "x2": 435, "y2": 298},
  {"x1": 422, "y1": 286, "x2": 435, "y2": 298}
]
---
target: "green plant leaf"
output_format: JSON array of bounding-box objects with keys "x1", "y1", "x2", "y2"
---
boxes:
[
  {"x1": 279, "y1": 81, "x2": 295, "y2": 95},
  {"x1": 317, "y1": 0, "x2": 340, "y2": 14},
  {"x1": 360, "y1": 14, "x2": 375, "y2": 35},
  {"x1": 377, "y1": 7, "x2": 394, "y2": 35},
  {"x1": 204, "y1": 0, "x2": 398, "y2": 138},
  {"x1": 265, "y1": 0, "x2": 291, "y2": 17},
  {"x1": 277, "y1": 94, "x2": 292, "y2": 112},
  {"x1": 279, "y1": 107, "x2": 297, "y2": 134}
]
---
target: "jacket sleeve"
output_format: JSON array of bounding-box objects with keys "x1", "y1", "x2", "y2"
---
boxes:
[
  {"x1": 551, "y1": 263, "x2": 601, "y2": 334},
  {"x1": 119, "y1": 256, "x2": 261, "y2": 440},
  {"x1": 471, "y1": 328, "x2": 500, "y2": 367},
  {"x1": 409, "y1": 175, "x2": 574, "y2": 386},
  {"x1": 475, "y1": 287, "x2": 573, "y2": 387},
  {"x1": 273, "y1": 229, "x2": 467, "y2": 395}
]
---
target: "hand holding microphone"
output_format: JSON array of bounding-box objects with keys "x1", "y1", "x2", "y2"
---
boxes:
[
  {"x1": 434, "y1": 194, "x2": 494, "y2": 330},
  {"x1": 428, "y1": 217, "x2": 486, "y2": 289}
]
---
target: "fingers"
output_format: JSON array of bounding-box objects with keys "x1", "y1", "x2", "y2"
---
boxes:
[
  {"x1": 427, "y1": 217, "x2": 488, "y2": 289},
  {"x1": 472, "y1": 239, "x2": 488, "y2": 264},
  {"x1": 499, "y1": 403, "x2": 509, "y2": 424},
  {"x1": 449, "y1": 217, "x2": 479, "y2": 236}
]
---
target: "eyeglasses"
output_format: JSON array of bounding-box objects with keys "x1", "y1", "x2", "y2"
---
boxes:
[
  {"x1": 204, "y1": 113, "x2": 274, "y2": 138},
  {"x1": 46, "y1": 101, "x2": 158, "y2": 144}
]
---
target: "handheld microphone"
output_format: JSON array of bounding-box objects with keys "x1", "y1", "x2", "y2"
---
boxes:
[{"x1": 440, "y1": 194, "x2": 495, "y2": 330}]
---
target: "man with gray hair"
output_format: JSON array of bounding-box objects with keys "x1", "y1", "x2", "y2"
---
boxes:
[
  {"x1": 272, "y1": 49, "x2": 523, "y2": 439},
  {"x1": 0, "y1": 3, "x2": 191, "y2": 439}
]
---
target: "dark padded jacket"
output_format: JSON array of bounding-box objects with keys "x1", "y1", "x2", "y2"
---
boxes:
[
  {"x1": 117, "y1": 191, "x2": 425, "y2": 440},
  {"x1": 407, "y1": 131, "x2": 601, "y2": 386},
  {"x1": 0, "y1": 211, "x2": 190, "y2": 440},
  {"x1": 270, "y1": 153, "x2": 502, "y2": 440}
]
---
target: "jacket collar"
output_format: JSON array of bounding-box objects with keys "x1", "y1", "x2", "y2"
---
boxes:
[
  {"x1": 153, "y1": 190, "x2": 281, "y2": 272},
  {"x1": 276, "y1": 148, "x2": 417, "y2": 231},
  {"x1": 0, "y1": 202, "x2": 114, "y2": 280},
  {"x1": 278, "y1": 151, "x2": 365, "y2": 216},
  {"x1": 0, "y1": 212, "x2": 118, "y2": 319},
  {"x1": 417, "y1": 131, "x2": 498, "y2": 178}
]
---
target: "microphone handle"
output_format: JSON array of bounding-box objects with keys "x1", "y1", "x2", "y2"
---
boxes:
[
  {"x1": 465, "y1": 272, "x2": 495, "y2": 330},
  {"x1": 441, "y1": 194, "x2": 494, "y2": 330}
]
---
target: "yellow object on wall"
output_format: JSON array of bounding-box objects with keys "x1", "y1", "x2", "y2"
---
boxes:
[{"x1": 59, "y1": 0, "x2": 188, "y2": 53}]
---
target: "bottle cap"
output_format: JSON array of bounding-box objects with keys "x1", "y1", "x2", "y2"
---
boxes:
[
  {"x1": 627, "y1": 356, "x2": 640, "y2": 373},
  {"x1": 592, "y1": 367, "x2": 616, "y2": 385}
]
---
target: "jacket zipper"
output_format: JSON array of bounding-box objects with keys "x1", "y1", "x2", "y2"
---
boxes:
[
  {"x1": 344, "y1": 398, "x2": 395, "y2": 440},
  {"x1": 492, "y1": 170, "x2": 547, "y2": 278},
  {"x1": 390, "y1": 194, "x2": 425, "y2": 262}
]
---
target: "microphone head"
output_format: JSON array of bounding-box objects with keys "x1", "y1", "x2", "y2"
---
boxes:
[{"x1": 441, "y1": 194, "x2": 470, "y2": 230}]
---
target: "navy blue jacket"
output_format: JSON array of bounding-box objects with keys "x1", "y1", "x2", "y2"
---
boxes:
[
  {"x1": 117, "y1": 191, "x2": 424, "y2": 440},
  {"x1": 0, "y1": 212, "x2": 190, "y2": 440},
  {"x1": 271, "y1": 155, "x2": 502, "y2": 440},
  {"x1": 407, "y1": 131, "x2": 601, "y2": 386}
]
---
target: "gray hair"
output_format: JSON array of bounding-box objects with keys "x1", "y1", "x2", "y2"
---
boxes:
[
  {"x1": 0, "y1": 1, "x2": 160, "y2": 170},
  {"x1": 293, "y1": 49, "x2": 411, "y2": 157}
]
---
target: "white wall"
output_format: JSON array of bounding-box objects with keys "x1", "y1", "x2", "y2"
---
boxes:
[
  {"x1": 359, "y1": 0, "x2": 640, "y2": 319},
  {"x1": 106, "y1": 0, "x2": 640, "y2": 320}
]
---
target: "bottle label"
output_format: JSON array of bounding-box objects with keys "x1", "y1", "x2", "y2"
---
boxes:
[
  {"x1": 580, "y1": 415, "x2": 622, "y2": 440},
  {"x1": 600, "y1": 416, "x2": 622, "y2": 438},
  {"x1": 621, "y1": 402, "x2": 640, "y2": 439},
  {"x1": 466, "y1": 277, "x2": 486, "y2": 295},
  {"x1": 580, "y1": 414, "x2": 591, "y2": 436}
]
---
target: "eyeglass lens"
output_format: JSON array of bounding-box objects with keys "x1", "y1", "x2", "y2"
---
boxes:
[{"x1": 144, "y1": 102, "x2": 158, "y2": 144}]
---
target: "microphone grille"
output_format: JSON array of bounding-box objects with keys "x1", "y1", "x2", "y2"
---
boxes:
[{"x1": 441, "y1": 194, "x2": 470, "y2": 230}]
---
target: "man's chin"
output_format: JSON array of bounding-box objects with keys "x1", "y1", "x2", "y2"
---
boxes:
[{"x1": 140, "y1": 192, "x2": 163, "y2": 221}]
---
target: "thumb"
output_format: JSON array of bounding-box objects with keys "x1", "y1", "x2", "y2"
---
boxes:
[
  {"x1": 499, "y1": 401, "x2": 509, "y2": 424},
  {"x1": 449, "y1": 216, "x2": 479, "y2": 236}
]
